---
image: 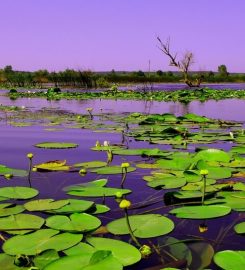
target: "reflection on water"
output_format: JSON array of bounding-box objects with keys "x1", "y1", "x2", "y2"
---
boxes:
[{"x1": 0, "y1": 95, "x2": 245, "y2": 121}]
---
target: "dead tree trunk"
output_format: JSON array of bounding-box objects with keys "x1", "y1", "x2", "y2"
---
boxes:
[{"x1": 157, "y1": 37, "x2": 202, "y2": 87}]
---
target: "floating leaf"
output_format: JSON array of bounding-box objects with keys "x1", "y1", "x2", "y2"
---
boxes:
[
  {"x1": 0, "y1": 165, "x2": 27, "y2": 177},
  {"x1": 33, "y1": 250, "x2": 59, "y2": 270},
  {"x1": 24, "y1": 199, "x2": 69, "y2": 212},
  {"x1": 34, "y1": 142, "x2": 78, "y2": 149},
  {"x1": 147, "y1": 177, "x2": 186, "y2": 189},
  {"x1": 50, "y1": 199, "x2": 94, "y2": 214},
  {"x1": 46, "y1": 213, "x2": 101, "y2": 232},
  {"x1": 0, "y1": 203, "x2": 25, "y2": 217},
  {"x1": 73, "y1": 161, "x2": 107, "y2": 169},
  {"x1": 0, "y1": 186, "x2": 38, "y2": 199},
  {"x1": 234, "y1": 222, "x2": 245, "y2": 234},
  {"x1": 34, "y1": 160, "x2": 70, "y2": 171},
  {"x1": 214, "y1": 250, "x2": 245, "y2": 270},
  {"x1": 170, "y1": 205, "x2": 231, "y2": 219},
  {"x1": 67, "y1": 185, "x2": 131, "y2": 197},
  {"x1": 90, "y1": 166, "x2": 136, "y2": 175},
  {"x1": 0, "y1": 253, "x2": 29, "y2": 270},
  {"x1": 194, "y1": 149, "x2": 231, "y2": 162},
  {"x1": 107, "y1": 214, "x2": 174, "y2": 238},
  {"x1": 0, "y1": 213, "x2": 44, "y2": 231},
  {"x1": 87, "y1": 237, "x2": 141, "y2": 266},
  {"x1": 3, "y1": 229, "x2": 83, "y2": 255}
]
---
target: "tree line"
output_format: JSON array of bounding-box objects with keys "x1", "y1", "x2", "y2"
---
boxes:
[{"x1": 1, "y1": 65, "x2": 245, "y2": 89}]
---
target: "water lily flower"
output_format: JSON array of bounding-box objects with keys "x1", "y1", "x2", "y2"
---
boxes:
[
  {"x1": 200, "y1": 169, "x2": 209, "y2": 176},
  {"x1": 95, "y1": 140, "x2": 101, "y2": 147},
  {"x1": 21, "y1": 106, "x2": 26, "y2": 109},
  {"x1": 32, "y1": 167, "x2": 37, "y2": 172},
  {"x1": 121, "y1": 162, "x2": 130, "y2": 168},
  {"x1": 4, "y1": 174, "x2": 13, "y2": 180},
  {"x1": 27, "y1": 153, "x2": 34, "y2": 159},
  {"x1": 119, "y1": 199, "x2": 131, "y2": 209},
  {"x1": 86, "y1": 107, "x2": 93, "y2": 112},
  {"x1": 139, "y1": 245, "x2": 152, "y2": 257},
  {"x1": 229, "y1": 132, "x2": 234, "y2": 139},
  {"x1": 79, "y1": 168, "x2": 87, "y2": 175},
  {"x1": 103, "y1": 140, "x2": 110, "y2": 146},
  {"x1": 199, "y1": 223, "x2": 208, "y2": 233}
]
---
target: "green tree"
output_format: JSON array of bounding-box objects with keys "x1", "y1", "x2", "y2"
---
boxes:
[{"x1": 218, "y1": 64, "x2": 228, "y2": 77}]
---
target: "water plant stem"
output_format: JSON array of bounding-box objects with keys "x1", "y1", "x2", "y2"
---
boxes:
[
  {"x1": 27, "y1": 158, "x2": 33, "y2": 188},
  {"x1": 120, "y1": 168, "x2": 127, "y2": 188},
  {"x1": 201, "y1": 175, "x2": 207, "y2": 205},
  {"x1": 124, "y1": 208, "x2": 141, "y2": 248}
]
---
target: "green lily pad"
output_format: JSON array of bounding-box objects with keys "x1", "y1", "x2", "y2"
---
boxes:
[
  {"x1": 67, "y1": 186, "x2": 131, "y2": 197},
  {"x1": 0, "y1": 165, "x2": 27, "y2": 177},
  {"x1": 147, "y1": 177, "x2": 186, "y2": 189},
  {"x1": 107, "y1": 214, "x2": 174, "y2": 238},
  {"x1": 34, "y1": 142, "x2": 79, "y2": 149},
  {"x1": 0, "y1": 253, "x2": 29, "y2": 270},
  {"x1": 214, "y1": 250, "x2": 245, "y2": 270},
  {"x1": 46, "y1": 213, "x2": 101, "y2": 232},
  {"x1": 234, "y1": 222, "x2": 245, "y2": 234},
  {"x1": 231, "y1": 146, "x2": 245, "y2": 154},
  {"x1": 34, "y1": 160, "x2": 70, "y2": 171},
  {"x1": 50, "y1": 199, "x2": 95, "y2": 214},
  {"x1": 87, "y1": 237, "x2": 142, "y2": 266},
  {"x1": 194, "y1": 149, "x2": 231, "y2": 162},
  {"x1": 90, "y1": 166, "x2": 136, "y2": 175},
  {"x1": 89, "y1": 204, "x2": 110, "y2": 214},
  {"x1": 3, "y1": 229, "x2": 83, "y2": 255},
  {"x1": 0, "y1": 203, "x2": 25, "y2": 217},
  {"x1": 157, "y1": 158, "x2": 192, "y2": 171},
  {"x1": 73, "y1": 161, "x2": 107, "y2": 169},
  {"x1": 44, "y1": 251, "x2": 123, "y2": 270},
  {"x1": 33, "y1": 250, "x2": 60, "y2": 270},
  {"x1": 170, "y1": 205, "x2": 231, "y2": 219},
  {"x1": 0, "y1": 186, "x2": 38, "y2": 199},
  {"x1": 0, "y1": 213, "x2": 44, "y2": 231},
  {"x1": 24, "y1": 199, "x2": 69, "y2": 212}
]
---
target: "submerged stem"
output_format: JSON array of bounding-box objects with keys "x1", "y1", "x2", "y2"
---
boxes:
[{"x1": 201, "y1": 175, "x2": 207, "y2": 205}]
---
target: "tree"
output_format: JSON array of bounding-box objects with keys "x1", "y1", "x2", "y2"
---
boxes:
[
  {"x1": 157, "y1": 37, "x2": 202, "y2": 87},
  {"x1": 218, "y1": 65, "x2": 228, "y2": 77}
]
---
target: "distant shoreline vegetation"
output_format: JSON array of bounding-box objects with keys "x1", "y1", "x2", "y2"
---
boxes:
[
  {"x1": 7, "y1": 88, "x2": 245, "y2": 103},
  {"x1": 1, "y1": 65, "x2": 245, "y2": 89}
]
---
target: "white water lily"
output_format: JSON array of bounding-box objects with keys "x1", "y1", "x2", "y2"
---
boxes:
[
  {"x1": 103, "y1": 140, "x2": 110, "y2": 146},
  {"x1": 21, "y1": 106, "x2": 26, "y2": 109}
]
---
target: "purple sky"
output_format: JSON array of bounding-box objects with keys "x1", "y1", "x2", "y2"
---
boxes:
[{"x1": 1, "y1": 0, "x2": 245, "y2": 72}]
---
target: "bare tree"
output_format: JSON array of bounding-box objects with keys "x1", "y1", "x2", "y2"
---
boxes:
[{"x1": 157, "y1": 37, "x2": 203, "y2": 87}]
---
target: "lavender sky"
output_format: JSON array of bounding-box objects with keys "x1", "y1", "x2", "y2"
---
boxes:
[{"x1": 1, "y1": 0, "x2": 245, "y2": 72}]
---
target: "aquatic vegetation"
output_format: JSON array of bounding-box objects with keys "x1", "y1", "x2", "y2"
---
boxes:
[{"x1": 0, "y1": 109, "x2": 244, "y2": 269}]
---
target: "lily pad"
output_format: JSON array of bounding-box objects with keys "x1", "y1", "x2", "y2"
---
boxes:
[
  {"x1": 24, "y1": 199, "x2": 69, "y2": 212},
  {"x1": 73, "y1": 161, "x2": 107, "y2": 169},
  {"x1": 33, "y1": 250, "x2": 60, "y2": 270},
  {"x1": 50, "y1": 199, "x2": 95, "y2": 214},
  {"x1": 0, "y1": 213, "x2": 44, "y2": 231},
  {"x1": 90, "y1": 166, "x2": 136, "y2": 175},
  {"x1": 0, "y1": 203, "x2": 25, "y2": 217},
  {"x1": 34, "y1": 142, "x2": 78, "y2": 149},
  {"x1": 194, "y1": 149, "x2": 231, "y2": 162},
  {"x1": 107, "y1": 214, "x2": 174, "y2": 238},
  {"x1": 0, "y1": 186, "x2": 38, "y2": 199},
  {"x1": 67, "y1": 186, "x2": 131, "y2": 197},
  {"x1": 147, "y1": 177, "x2": 186, "y2": 189},
  {"x1": 34, "y1": 160, "x2": 70, "y2": 171},
  {"x1": 170, "y1": 205, "x2": 231, "y2": 219},
  {"x1": 46, "y1": 213, "x2": 101, "y2": 232},
  {"x1": 0, "y1": 165, "x2": 27, "y2": 177},
  {"x1": 87, "y1": 237, "x2": 142, "y2": 266},
  {"x1": 214, "y1": 250, "x2": 245, "y2": 270},
  {"x1": 234, "y1": 222, "x2": 245, "y2": 234},
  {"x1": 0, "y1": 253, "x2": 29, "y2": 270},
  {"x1": 3, "y1": 229, "x2": 83, "y2": 255}
]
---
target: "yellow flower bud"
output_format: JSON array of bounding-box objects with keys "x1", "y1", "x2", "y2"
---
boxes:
[
  {"x1": 32, "y1": 167, "x2": 37, "y2": 172},
  {"x1": 79, "y1": 168, "x2": 87, "y2": 175},
  {"x1": 4, "y1": 174, "x2": 13, "y2": 180},
  {"x1": 121, "y1": 162, "x2": 130, "y2": 168},
  {"x1": 199, "y1": 223, "x2": 208, "y2": 233},
  {"x1": 119, "y1": 199, "x2": 131, "y2": 209},
  {"x1": 27, "y1": 153, "x2": 34, "y2": 159},
  {"x1": 140, "y1": 245, "x2": 152, "y2": 257},
  {"x1": 200, "y1": 169, "x2": 208, "y2": 176}
]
